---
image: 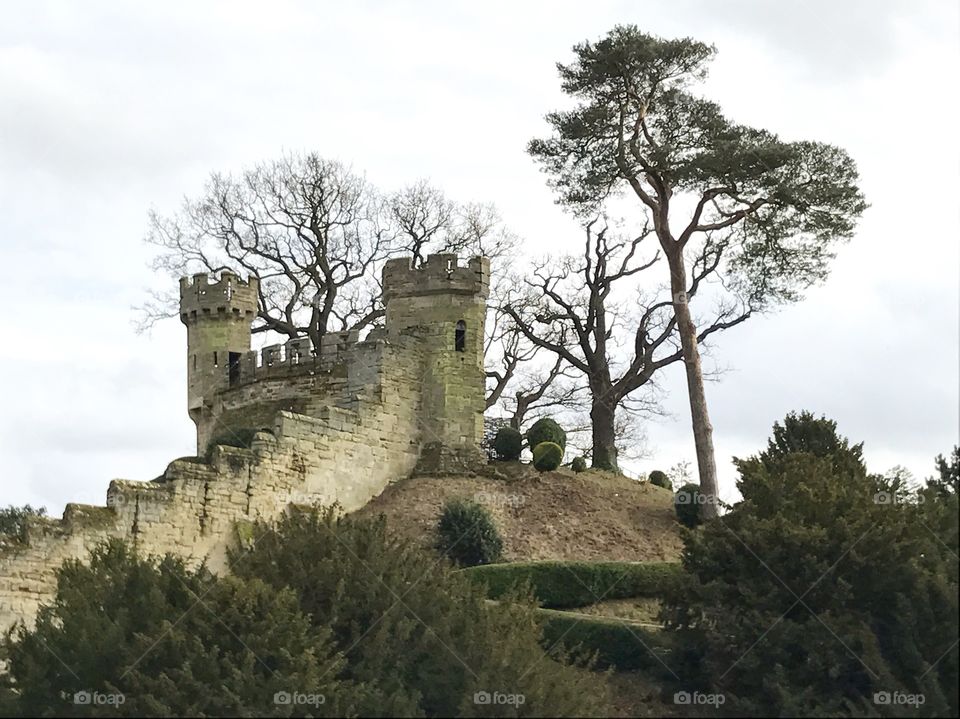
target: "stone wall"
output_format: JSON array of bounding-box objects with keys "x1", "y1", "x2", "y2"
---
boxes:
[{"x1": 0, "y1": 336, "x2": 424, "y2": 634}]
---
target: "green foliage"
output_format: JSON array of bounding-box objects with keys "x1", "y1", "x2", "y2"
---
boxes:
[
  {"x1": 648, "y1": 470, "x2": 671, "y2": 490},
  {"x1": 435, "y1": 497, "x2": 504, "y2": 567},
  {"x1": 0, "y1": 505, "x2": 46, "y2": 545},
  {"x1": 231, "y1": 507, "x2": 612, "y2": 717},
  {"x1": 662, "y1": 418, "x2": 959, "y2": 717},
  {"x1": 537, "y1": 608, "x2": 679, "y2": 673},
  {"x1": 756, "y1": 409, "x2": 866, "y2": 475},
  {"x1": 673, "y1": 483, "x2": 702, "y2": 528},
  {"x1": 571, "y1": 456, "x2": 588, "y2": 473},
  {"x1": 526, "y1": 417, "x2": 567, "y2": 452},
  {"x1": 529, "y1": 25, "x2": 867, "y2": 309},
  {"x1": 481, "y1": 416, "x2": 509, "y2": 461},
  {"x1": 463, "y1": 560, "x2": 683, "y2": 609},
  {"x1": 532, "y1": 442, "x2": 564, "y2": 471},
  {"x1": 1, "y1": 540, "x2": 355, "y2": 717},
  {"x1": 492, "y1": 426, "x2": 524, "y2": 461}
]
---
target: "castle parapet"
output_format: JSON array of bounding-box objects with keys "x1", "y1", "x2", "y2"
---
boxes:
[
  {"x1": 179, "y1": 271, "x2": 259, "y2": 322},
  {"x1": 232, "y1": 330, "x2": 365, "y2": 386},
  {"x1": 382, "y1": 254, "x2": 490, "y2": 302}
]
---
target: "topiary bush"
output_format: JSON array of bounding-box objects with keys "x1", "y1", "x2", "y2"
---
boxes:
[
  {"x1": 526, "y1": 417, "x2": 567, "y2": 452},
  {"x1": 532, "y1": 442, "x2": 564, "y2": 472},
  {"x1": 674, "y1": 482, "x2": 702, "y2": 528},
  {"x1": 492, "y1": 426, "x2": 523, "y2": 461},
  {"x1": 435, "y1": 498, "x2": 503, "y2": 567},
  {"x1": 648, "y1": 470, "x2": 671, "y2": 490},
  {"x1": 571, "y1": 456, "x2": 588, "y2": 473}
]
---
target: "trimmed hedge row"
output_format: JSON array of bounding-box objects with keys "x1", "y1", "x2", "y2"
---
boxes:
[
  {"x1": 537, "y1": 608, "x2": 679, "y2": 673},
  {"x1": 463, "y1": 560, "x2": 683, "y2": 609}
]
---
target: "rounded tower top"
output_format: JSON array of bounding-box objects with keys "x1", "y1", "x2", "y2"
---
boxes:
[{"x1": 179, "y1": 271, "x2": 259, "y2": 324}]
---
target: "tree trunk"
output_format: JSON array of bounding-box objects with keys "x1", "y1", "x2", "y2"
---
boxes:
[
  {"x1": 669, "y1": 253, "x2": 720, "y2": 519},
  {"x1": 590, "y1": 392, "x2": 619, "y2": 471}
]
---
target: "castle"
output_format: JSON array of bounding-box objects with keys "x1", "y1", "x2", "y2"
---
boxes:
[{"x1": 0, "y1": 254, "x2": 490, "y2": 633}]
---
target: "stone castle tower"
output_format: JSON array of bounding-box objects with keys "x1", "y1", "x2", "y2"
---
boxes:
[
  {"x1": 179, "y1": 271, "x2": 259, "y2": 431},
  {"x1": 179, "y1": 254, "x2": 490, "y2": 471}
]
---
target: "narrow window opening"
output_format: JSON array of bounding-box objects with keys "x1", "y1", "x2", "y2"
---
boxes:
[
  {"x1": 455, "y1": 320, "x2": 466, "y2": 352},
  {"x1": 213, "y1": 351, "x2": 219, "y2": 367},
  {"x1": 228, "y1": 352, "x2": 242, "y2": 385},
  {"x1": 193, "y1": 354, "x2": 197, "y2": 370}
]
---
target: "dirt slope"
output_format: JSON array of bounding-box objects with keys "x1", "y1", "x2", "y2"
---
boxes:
[{"x1": 354, "y1": 463, "x2": 684, "y2": 563}]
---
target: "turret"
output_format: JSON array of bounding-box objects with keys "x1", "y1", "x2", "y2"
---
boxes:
[
  {"x1": 179, "y1": 271, "x2": 258, "y2": 451},
  {"x1": 382, "y1": 254, "x2": 490, "y2": 471}
]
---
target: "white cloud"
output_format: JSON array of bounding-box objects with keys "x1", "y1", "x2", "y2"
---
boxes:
[{"x1": 0, "y1": 0, "x2": 957, "y2": 512}]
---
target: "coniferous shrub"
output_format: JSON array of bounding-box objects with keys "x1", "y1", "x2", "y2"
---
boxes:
[
  {"x1": 232, "y1": 507, "x2": 612, "y2": 717},
  {"x1": 571, "y1": 456, "x2": 588, "y2": 473},
  {"x1": 435, "y1": 498, "x2": 504, "y2": 567},
  {"x1": 526, "y1": 417, "x2": 567, "y2": 452},
  {"x1": 648, "y1": 470, "x2": 671, "y2": 490},
  {"x1": 673, "y1": 482, "x2": 702, "y2": 528},
  {"x1": 1, "y1": 540, "x2": 356, "y2": 717},
  {"x1": 533, "y1": 442, "x2": 564, "y2": 471},
  {"x1": 662, "y1": 418, "x2": 960, "y2": 717},
  {"x1": 492, "y1": 426, "x2": 523, "y2": 461}
]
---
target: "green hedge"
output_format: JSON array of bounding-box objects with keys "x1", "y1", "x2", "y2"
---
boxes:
[
  {"x1": 463, "y1": 560, "x2": 683, "y2": 609},
  {"x1": 537, "y1": 608, "x2": 678, "y2": 673}
]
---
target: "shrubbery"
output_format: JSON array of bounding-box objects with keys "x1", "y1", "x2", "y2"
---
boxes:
[
  {"x1": 571, "y1": 456, "x2": 588, "y2": 473},
  {"x1": 538, "y1": 608, "x2": 680, "y2": 673},
  {"x1": 463, "y1": 560, "x2": 683, "y2": 608},
  {"x1": 3, "y1": 510, "x2": 613, "y2": 717},
  {"x1": 532, "y1": 441, "x2": 564, "y2": 471},
  {"x1": 435, "y1": 498, "x2": 504, "y2": 567},
  {"x1": 492, "y1": 426, "x2": 523, "y2": 461},
  {"x1": 648, "y1": 470, "x2": 671, "y2": 490},
  {"x1": 1, "y1": 541, "x2": 354, "y2": 717},
  {"x1": 673, "y1": 482, "x2": 702, "y2": 528},
  {"x1": 232, "y1": 507, "x2": 612, "y2": 717},
  {"x1": 0, "y1": 505, "x2": 46, "y2": 546},
  {"x1": 526, "y1": 417, "x2": 567, "y2": 451},
  {"x1": 662, "y1": 415, "x2": 959, "y2": 717}
]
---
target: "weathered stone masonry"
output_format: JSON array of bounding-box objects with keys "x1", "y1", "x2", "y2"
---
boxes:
[{"x1": 0, "y1": 254, "x2": 490, "y2": 633}]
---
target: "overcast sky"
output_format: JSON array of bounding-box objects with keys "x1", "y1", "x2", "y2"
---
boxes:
[{"x1": 1, "y1": 0, "x2": 957, "y2": 512}]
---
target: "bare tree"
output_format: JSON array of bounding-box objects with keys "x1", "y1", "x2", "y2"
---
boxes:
[
  {"x1": 140, "y1": 153, "x2": 515, "y2": 345},
  {"x1": 502, "y1": 220, "x2": 742, "y2": 471}
]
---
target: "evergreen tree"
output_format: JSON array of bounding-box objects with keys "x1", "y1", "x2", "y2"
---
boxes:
[
  {"x1": 663, "y1": 418, "x2": 958, "y2": 716},
  {"x1": 2, "y1": 540, "x2": 357, "y2": 717}
]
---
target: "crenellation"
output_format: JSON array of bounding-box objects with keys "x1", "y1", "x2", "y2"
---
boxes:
[{"x1": 0, "y1": 254, "x2": 488, "y2": 633}]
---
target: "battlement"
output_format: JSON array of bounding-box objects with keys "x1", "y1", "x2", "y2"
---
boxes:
[
  {"x1": 179, "y1": 271, "x2": 259, "y2": 322},
  {"x1": 382, "y1": 254, "x2": 490, "y2": 303},
  {"x1": 230, "y1": 330, "x2": 365, "y2": 387}
]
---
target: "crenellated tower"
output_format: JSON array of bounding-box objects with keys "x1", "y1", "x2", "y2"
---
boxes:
[
  {"x1": 382, "y1": 253, "x2": 490, "y2": 472},
  {"x1": 179, "y1": 271, "x2": 258, "y2": 452}
]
